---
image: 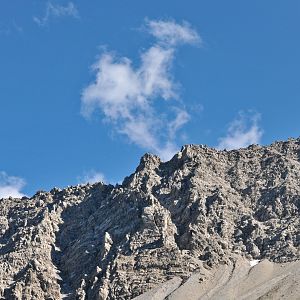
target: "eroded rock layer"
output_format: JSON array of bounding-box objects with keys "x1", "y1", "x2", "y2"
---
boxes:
[{"x1": 0, "y1": 138, "x2": 300, "y2": 299}]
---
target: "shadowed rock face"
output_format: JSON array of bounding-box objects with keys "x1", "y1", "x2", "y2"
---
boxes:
[{"x1": 0, "y1": 138, "x2": 300, "y2": 299}]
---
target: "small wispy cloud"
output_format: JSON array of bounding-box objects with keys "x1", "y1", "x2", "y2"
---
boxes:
[
  {"x1": 12, "y1": 21, "x2": 23, "y2": 33},
  {"x1": 78, "y1": 170, "x2": 105, "y2": 185},
  {"x1": 0, "y1": 21, "x2": 22, "y2": 36},
  {"x1": 146, "y1": 19, "x2": 201, "y2": 46},
  {"x1": 81, "y1": 19, "x2": 200, "y2": 161},
  {"x1": 33, "y1": 2, "x2": 79, "y2": 26},
  {"x1": 0, "y1": 171, "x2": 26, "y2": 199},
  {"x1": 168, "y1": 108, "x2": 190, "y2": 139},
  {"x1": 0, "y1": 27, "x2": 10, "y2": 36},
  {"x1": 217, "y1": 111, "x2": 263, "y2": 150}
]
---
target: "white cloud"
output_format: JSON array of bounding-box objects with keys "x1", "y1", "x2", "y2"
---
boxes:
[
  {"x1": 146, "y1": 19, "x2": 201, "y2": 46},
  {"x1": 78, "y1": 170, "x2": 105, "y2": 185},
  {"x1": 217, "y1": 111, "x2": 263, "y2": 150},
  {"x1": 168, "y1": 108, "x2": 190, "y2": 139},
  {"x1": 33, "y1": 2, "x2": 79, "y2": 26},
  {"x1": 0, "y1": 171, "x2": 26, "y2": 199},
  {"x1": 81, "y1": 19, "x2": 200, "y2": 161}
]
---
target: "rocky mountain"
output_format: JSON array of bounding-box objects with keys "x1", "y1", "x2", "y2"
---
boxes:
[{"x1": 0, "y1": 138, "x2": 300, "y2": 299}]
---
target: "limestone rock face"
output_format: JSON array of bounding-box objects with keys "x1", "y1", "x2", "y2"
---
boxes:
[{"x1": 0, "y1": 138, "x2": 300, "y2": 299}]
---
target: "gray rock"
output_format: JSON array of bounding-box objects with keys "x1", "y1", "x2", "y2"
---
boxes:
[{"x1": 0, "y1": 138, "x2": 300, "y2": 299}]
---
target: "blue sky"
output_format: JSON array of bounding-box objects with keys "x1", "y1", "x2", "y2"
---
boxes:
[{"x1": 1, "y1": 1, "x2": 300, "y2": 197}]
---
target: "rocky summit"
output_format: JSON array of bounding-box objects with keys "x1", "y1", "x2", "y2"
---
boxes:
[{"x1": 1, "y1": 138, "x2": 300, "y2": 299}]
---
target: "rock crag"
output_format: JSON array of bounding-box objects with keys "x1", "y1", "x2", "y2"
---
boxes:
[{"x1": 0, "y1": 138, "x2": 300, "y2": 299}]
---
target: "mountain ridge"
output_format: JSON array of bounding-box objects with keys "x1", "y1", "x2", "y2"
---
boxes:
[{"x1": 0, "y1": 137, "x2": 300, "y2": 299}]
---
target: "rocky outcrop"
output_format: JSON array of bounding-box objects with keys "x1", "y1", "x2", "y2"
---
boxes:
[{"x1": 0, "y1": 138, "x2": 300, "y2": 299}]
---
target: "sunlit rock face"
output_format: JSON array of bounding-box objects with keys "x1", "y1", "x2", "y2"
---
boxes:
[{"x1": 0, "y1": 138, "x2": 300, "y2": 299}]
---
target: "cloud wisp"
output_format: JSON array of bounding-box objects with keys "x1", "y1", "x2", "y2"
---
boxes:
[
  {"x1": 81, "y1": 19, "x2": 201, "y2": 160},
  {"x1": 217, "y1": 111, "x2": 263, "y2": 150},
  {"x1": 0, "y1": 21, "x2": 23, "y2": 36},
  {"x1": 33, "y1": 2, "x2": 79, "y2": 26},
  {"x1": 0, "y1": 171, "x2": 26, "y2": 199},
  {"x1": 78, "y1": 170, "x2": 106, "y2": 185},
  {"x1": 146, "y1": 19, "x2": 201, "y2": 46}
]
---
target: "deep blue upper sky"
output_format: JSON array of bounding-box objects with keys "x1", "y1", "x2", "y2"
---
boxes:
[{"x1": 1, "y1": 0, "x2": 300, "y2": 197}]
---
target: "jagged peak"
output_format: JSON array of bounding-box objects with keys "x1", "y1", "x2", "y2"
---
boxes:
[{"x1": 136, "y1": 152, "x2": 161, "y2": 172}]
